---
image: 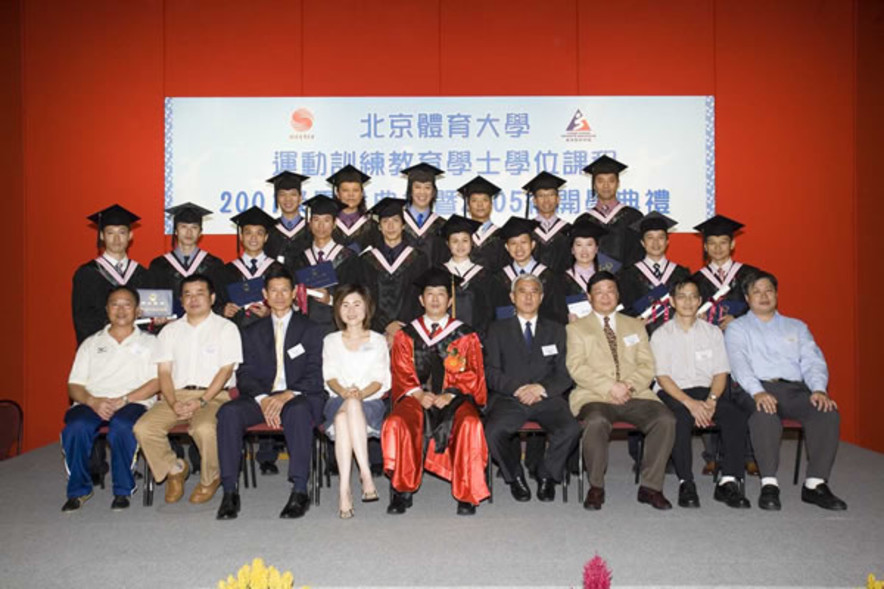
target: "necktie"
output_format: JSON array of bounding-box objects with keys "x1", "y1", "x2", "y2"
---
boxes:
[
  {"x1": 250, "y1": 259, "x2": 258, "y2": 274},
  {"x1": 183, "y1": 255, "x2": 190, "y2": 268},
  {"x1": 273, "y1": 319, "x2": 285, "y2": 391},
  {"x1": 653, "y1": 262, "x2": 662, "y2": 279},
  {"x1": 524, "y1": 320, "x2": 533, "y2": 349},
  {"x1": 317, "y1": 250, "x2": 325, "y2": 263},
  {"x1": 519, "y1": 268, "x2": 526, "y2": 275},
  {"x1": 417, "y1": 213, "x2": 424, "y2": 227},
  {"x1": 603, "y1": 316, "x2": 620, "y2": 381},
  {"x1": 717, "y1": 267, "x2": 726, "y2": 282},
  {"x1": 115, "y1": 261, "x2": 124, "y2": 274},
  {"x1": 430, "y1": 322, "x2": 440, "y2": 337},
  {"x1": 599, "y1": 203, "x2": 610, "y2": 216}
]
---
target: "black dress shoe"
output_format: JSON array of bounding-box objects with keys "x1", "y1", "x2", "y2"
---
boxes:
[
  {"x1": 279, "y1": 491, "x2": 310, "y2": 519},
  {"x1": 456, "y1": 501, "x2": 476, "y2": 515},
  {"x1": 216, "y1": 492, "x2": 241, "y2": 520},
  {"x1": 111, "y1": 495, "x2": 130, "y2": 511},
  {"x1": 386, "y1": 491, "x2": 413, "y2": 515},
  {"x1": 509, "y1": 475, "x2": 532, "y2": 502},
  {"x1": 714, "y1": 481, "x2": 750, "y2": 509},
  {"x1": 61, "y1": 491, "x2": 93, "y2": 513},
  {"x1": 758, "y1": 484, "x2": 781, "y2": 511},
  {"x1": 260, "y1": 461, "x2": 279, "y2": 475},
  {"x1": 678, "y1": 481, "x2": 700, "y2": 508},
  {"x1": 801, "y1": 483, "x2": 847, "y2": 511},
  {"x1": 536, "y1": 478, "x2": 556, "y2": 502},
  {"x1": 583, "y1": 486, "x2": 605, "y2": 511},
  {"x1": 637, "y1": 486, "x2": 673, "y2": 510}
]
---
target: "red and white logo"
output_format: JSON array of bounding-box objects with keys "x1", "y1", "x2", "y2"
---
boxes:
[{"x1": 290, "y1": 108, "x2": 314, "y2": 132}]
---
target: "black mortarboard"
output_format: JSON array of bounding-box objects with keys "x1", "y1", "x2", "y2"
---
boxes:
[
  {"x1": 456, "y1": 176, "x2": 502, "y2": 215},
  {"x1": 630, "y1": 211, "x2": 678, "y2": 235},
  {"x1": 302, "y1": 194, "x2": 343, "y2": 218},
  {"x1": 498, "y1": 217, "x2": 540, "y2": 241},
  {"x1": 230, "y1": 206, "x2": 276, "y2": 231},
  {"x1": 583, "y1": 154, "x2": 628, "y2": 176},
  {"x1": 568, "y1": 220, "x2": 610, "y2": 245},
  {"x1": 266, "y1": 171, "x2": 309, "y2": 193},
  {"x1": 438, "y1": 215, "x2": 481, "y2": 239},
  {"x1": 522, "y1": 171, "x2": 566, "y2": 194},
  {"x1": 368, "y1": 197, "x2": 407, "y2": 220},
  {"x1": 165, "y1": 202, "x2": 212, "y2": 226},
  {"x1": 413, "y1": 266, "x2": 462, "y2": 294},
  {"x1": 693, "y1": 214, "x2": 744, "y2": 238},
  {"x1": 401, "y1": 162, "x2": 445, "y2": 183},
  {"x1": 326, "y1": 165, "x2": 371, "y2": 187},
  {"x1": 87, "y1": 204, "x2": 140, "y2": 229}
]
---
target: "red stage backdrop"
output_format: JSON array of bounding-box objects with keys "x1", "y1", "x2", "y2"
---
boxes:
[{"x1": 4, "y1": 0, "x2": 882, "y2": 453}]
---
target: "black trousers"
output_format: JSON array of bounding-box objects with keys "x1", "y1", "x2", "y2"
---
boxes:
[
  {"x1": 217, "y1": 395, "x2": 323, "y2": 493},
  {"x1": 658, "y1": 387, "x2": 750, "y2": 481},
  {"x1": 484, "y1": 395, "x2": 581, "y2": 483}
]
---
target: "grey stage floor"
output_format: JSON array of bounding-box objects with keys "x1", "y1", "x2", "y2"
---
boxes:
[{"x1": 0, "y1": 439, "x2": 882, "y2": 588}]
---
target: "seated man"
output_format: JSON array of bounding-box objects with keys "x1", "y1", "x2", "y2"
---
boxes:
[
  {"x1": 134, "y1": 274, "x2": 242, "y2": 505},
  {"x1": 725, "y1": 271, "x2": 846, "y2": 511},
  {"x1": 215, "y1": 265, "x2": 325, "y2": 520},
  {"x1": 566, "y1": 271, "x2": 676, "y2": 511},
  {"x1": 484, "y1": 274, "x2": 580, "y2": 502},
  {"x1": 650, "y1": 278, "x2": 751, "y2": 509},
  {"x1": 382, "y1": 267, "x2": 489, "y2": 515},
  {"x1": 62, "y1": 286, "x2": 159, "y2": 512}
]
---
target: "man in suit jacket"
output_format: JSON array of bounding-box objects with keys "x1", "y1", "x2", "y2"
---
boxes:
[
  {"x1": 566, "y1": 271, "x2": 676, "y2": 511},
  {"x1": 485, "y1": 274, "x2": 580, "y2": 502},
  {"x1": 215, "y1": 265, "x2": 326, "y2": 520}
]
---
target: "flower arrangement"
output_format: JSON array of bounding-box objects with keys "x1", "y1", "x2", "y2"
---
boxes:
[
  {"x1": 868, "y1": 574, "x2": 884, "y2": 589},
  {"x1": 217, "y1": 558, "x2": 303, "y2": 589},
  {"x1": 443, "y1": 343, "x2": 467, "y2": 373},
  {"x1": 583, "y1": 554, "x2": 612, "y2": 589}
]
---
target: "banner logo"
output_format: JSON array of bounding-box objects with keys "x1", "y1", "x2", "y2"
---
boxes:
[
  {"x1": 563, "y1": 109, "x2": 595, "y2": 142},
  {"x1": 290, "y1": 108, "x2": 314, "y2": 132}
]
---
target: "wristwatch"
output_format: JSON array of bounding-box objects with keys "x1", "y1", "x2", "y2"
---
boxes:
[
  {"x1": 708, "y1": 393, "x2": 718, "y2": 402},
  {"x1": 122, "y1": 395, "x2": 129, "y2": 405},
  {"x1": 199, "y1": 397, "x2": 208, "y2": 408}
]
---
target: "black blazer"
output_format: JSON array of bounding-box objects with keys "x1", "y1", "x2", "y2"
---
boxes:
[
  {"x1": 484, "y1": 316, "x2": 572, "y2": 398},
  {"x1": 236, "y1": 313, "x2": 325, "y2": 403}
]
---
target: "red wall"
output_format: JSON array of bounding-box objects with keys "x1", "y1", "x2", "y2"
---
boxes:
[{"x1": 12, "y1": 0, "x2": 875, "y2": 451}]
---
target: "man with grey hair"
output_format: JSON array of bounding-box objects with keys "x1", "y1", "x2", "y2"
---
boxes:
[{"x1": 484, "y1": 274, "x2": 580, "y2": 502}]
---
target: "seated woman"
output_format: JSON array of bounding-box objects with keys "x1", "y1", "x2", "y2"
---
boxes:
[{"x1": 322, "y1": 283, "x2": 391, "y2": 518}]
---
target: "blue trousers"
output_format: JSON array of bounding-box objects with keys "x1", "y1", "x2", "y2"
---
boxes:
[{"x1": 62, "y1": 403, "x2": 146, "y2": 498}]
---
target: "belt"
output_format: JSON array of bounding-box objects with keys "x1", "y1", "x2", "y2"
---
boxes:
[
  {"x1": 183, "y1": 386, "x2": 230, "y2": 391},
  {"x1": 766, "y1": 378, "x2": 800, "y2": 384}
]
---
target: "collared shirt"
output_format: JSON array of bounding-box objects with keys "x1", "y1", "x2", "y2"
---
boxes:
[
  {"x1": 422, "y1": 315, "x2": 449, "y2": 332},
  {"x1": 242, "y1": 252, "x2": 267, "y2": 268},
  {"x1": 379, "y1": 241, "x2": 406, "y2": 265},
  {"x1": 337, "y1": 210, "x2": 361, "y2": 227},
  {"x1": 517, "y1": 313, "x2": 539, "y2": 335},
  {"x1": 153, "y1": 312, "x2": 243, "y2": 390},
  {"x1": 270, "y1": 311, "x2": 294, "y2": 393},
  {"x1": 512, "y1": 257, "x2": 539, "y2": 275},
  {"x1": 536, "y1": 214, "x2": 558, "y2": 231},
  {"x1": 573, "y1": 264, "x2": 595, "y2": 282},
  {"x1": 709, "y1": 258, "x2": 733, "y2": 274},
  {"x1": 642, "y1": 256, "x2": 668, "y2": 267},
  {"x1": 311, "y1": 240, "x2": 337, "y2": 261},
  {"x1": 448, "y1": 258, "x2": 474, "y2": 276},
  {"x1": 651, "y1": 318, "x2": 730, "y2": 390},
  {"x1": 479, "y1": 220, "x2": 494, "y2": 234},
  {"x1": 724, "y1": 311, "x2": 829, "y2": 396},
  {"x1": 173, "y1": 247, "x2": 200, "y2": 266},
  {"x1": 68, "y1": 326, "x2": 157, "y2": 407},
  {"x1": 279, "y1": 215, "x2": 301, "y2": 230},
  {"x1": 102, "y1": 252, "x2": 129, "y2": 270},
  {"x1": 408, "y1": 205, "x2": 430, "y2": 226},
  {"x1": 593, "y1": 311, "x2": 617, "y2": 331}
]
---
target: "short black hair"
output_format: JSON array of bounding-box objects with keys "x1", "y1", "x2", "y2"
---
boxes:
[
  {"x1": 263, "y1": 264, "x2": 294, "y2": 289},
  {"x1": 671, "y1": 277, "x2": 701, "y2": 297},
  {"x1": 180, "y1": 273, "x2": 215, "y2": 298},
  {"x1": 106, "y1": 285, "x2": 140, "y2": 306},
  {"x1": 587, "y1": 270, "x2": 618, "y2": 292},
  {"x1": 741, "y1": 270, "x2": 778, "y2": 297}
]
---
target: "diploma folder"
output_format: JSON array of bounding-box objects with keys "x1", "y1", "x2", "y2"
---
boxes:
[
  {"x1": 226, "y1": 277, "x2": 265, "y2": 307},
  {"x1": 630, "y1": 284, "x2": 670, "y2": 316},
  {"x1": 295, "y1": 261, "x2": 338, "y2": 289},
  {"x1": 137, "y1": 289, "x2": 174, "y2": 318}
]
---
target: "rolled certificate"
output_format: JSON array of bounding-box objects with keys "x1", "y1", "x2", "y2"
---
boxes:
[
  {"x1": 640, "y1": 294, "x2": 671, "y2": 320},
  {"x1": 696, "y1": 285, "x2": 731, "y2": 316}
]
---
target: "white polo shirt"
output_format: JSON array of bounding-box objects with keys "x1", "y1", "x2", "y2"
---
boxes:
[
  {"x1": 651, "y1": 317, "x2": 730, "y2": 390},
  {"x1": 152, "y1": 312, "x2": 243, "y2": 390},
  {"x1": 68, "y1": 326, "x2": 158, "y2": 407}
]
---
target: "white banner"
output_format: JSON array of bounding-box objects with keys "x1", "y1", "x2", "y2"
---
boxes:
[{"x1": 164, "y1": 96, "x2": 714, "y2": 234}]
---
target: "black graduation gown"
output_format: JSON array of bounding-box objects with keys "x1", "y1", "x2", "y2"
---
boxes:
[
  {"x1": 489, "y1": 261, "x2": 568, "y2": 325},
  {"x1": 291, "y1": 243, "x2": 363, "y2": 333},
  {"x1": 403, "y1": 210, "x2": 447, "y2": 268},
  {"x1": 215, "y1": 257, "x2": 285, "y2": 331},
  {"x1": 71, "y1": 258, "x2": 149, "y2": 344},
  {"x1": 533, "y1": 218, "x2": 572, "y2": 274},
  {"x1": 577, "y1": 204, "x2": 644, "y2": 267},
  {"x1": 360, "y1": 244, "x2": 428, "y2": 334},
  {"x1": 443, "y1": 261, "x2": 493, "y2": 339},
  {"x1": 619, "y1": 259, "x2": 692, "y2": 335},
  {"x1": 332, "y1": 213, "x2": 381, "y2": 254},
  {"x1": 264, "y1": 217, "x2": 310, "y2": 268},
  {"x1": 691, "y1": 261, "x2": 760, "y2": 326},
  {"x1": 470, "y1": 224, "x2": 510, "y2": 273},
  {"x1": 147, "y1": 249, "x2": 225, "y2": 317}
]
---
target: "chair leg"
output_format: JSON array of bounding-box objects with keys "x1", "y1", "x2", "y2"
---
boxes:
[
  {"x1": 241, "y1": 439, "x2": 250, "y2": 489},
  {"x1": 486, "y1": 452, "x2": 493, "y2": 504},
  {"x1": 634, "y1": 433, "x2": 643, "y2": 485},
  {"x1": 793, "y1": 428, "x2": 804, "y2": 485},
  {"x1": 248, "y1": 438, "x2": 257, "y2": 489},
  {"x1": 142, "y1": 453, "x2": 152, "y2": 507},
  {"x1": 577, "y1": 429, "x2": 585, "y2": 500}
]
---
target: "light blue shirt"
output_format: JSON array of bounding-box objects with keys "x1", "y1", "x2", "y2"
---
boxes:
[
  {"x1": 408, "y1": 205, "x2": 430, "y2": 227},
  {"x1": 724, "y1": 311, "x2": 828, "y2": 396}
]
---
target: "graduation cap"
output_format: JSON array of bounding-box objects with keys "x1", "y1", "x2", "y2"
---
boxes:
[
  {"x1": 326, "y1": 165, "x2": 371, "y2": 188},
  {"x1": 456, "y1": 176, "x2": 502, "y2": 215},
  {"x1": 568, "y1": 219, "x2": 610, "y2": 245},
  {"x1": 266, "y1": 171, "x2": 309, "y2": 193},
  {"x1": 368, "y1": 197, "x2": 407, "y2": 220},
  {"x1": 498, "y1": 217, "x2": 540, "y2": 241},
  {"x1": 522, "y1": 171, "x2": 566, "y2": 215},
  {"x1": 438, "y1": 214, "x2": 481, "y2": 239},
  {"x1": 401, "y1": 162, "x2": 445, "y2": 183},
  {"x1": 583, "y1": 154, "x2": 628, "y2": 176},
  {"x1": 693, "y1": 214, "x2": 744, "y2": 238},
  {"x1": 165, "y1": 202, "x2": 212, "y2": 226},
  {"x1": 413, "y1": 267, "x2": 462, "y2": 302},
  {"x1": 630, "y1": 211, "x2": 678, "y2": 236},
  {"x1": 230, "y1": 206, "x2": 275, "y2": 253},
  {"x1": 87, "y1": 204, "x2": 140, "y2": 249},
  {"x1": 302, "y1": 194, "x2": 343, "y2": 218}
]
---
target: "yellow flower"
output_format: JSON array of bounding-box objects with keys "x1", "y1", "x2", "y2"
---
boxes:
[
  {"x1": 238, "y1": 565, "x2": 250, "y2": 586},
  {"x1": 280, "y1": 571, "x2": 294, "y2": 589}
]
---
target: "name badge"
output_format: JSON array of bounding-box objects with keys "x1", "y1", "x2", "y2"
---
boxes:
[
  {"x1": 287, "y1": 343, "x2": 305, "y2": 359},
  {"x1": 541, "y1": 344, "x2": 558, "y2": 357},
  {"x1": 785, "y1": 334, "x2": 798, "y2": 343},
  {"x1": 623, "y1": 333, "x2": 640, "y2": 347},
  {"x1": 695, "y1": 349, "x2": 713, "y2": 361},
  {"x1": 203, "y1": 346, "x2": 217, "y2": 356}
]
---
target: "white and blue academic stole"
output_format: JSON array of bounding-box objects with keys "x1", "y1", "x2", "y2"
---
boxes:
[
  {"x1": 585, "y1": 202, "x2": 626, "y2": 225},
  {"x1": 163, "y1": 250, "x2": 208, "y2": 278},
  {"x1": 365, "y1": 245, "x2": 415, "y2": 275},
  {"x1": 699, "y1": 261, "x2": 744, "y2": 293},
  {"x1": 95, "y1": 256, "x2": 138, "y2": 286},
  {"x1": 444, "y1": 260, "x2": 483, "y2": 288},
  {"x1": 305, "y1": 243, "x2": 344, "y2": 267},
  {"x1": 403, "y1": 210, "x2": 440, "y2": 238},
  {"x1": 471, "y1": 223, "x2": 499, "y2": 247},
  {"x1": 503, "y1": 260, "x2": 547, "y2": 284},
  {"x1": 334, "y1": 215, "x2": 370, "y2": 238},
  {"x1": 232, "y1": 257, "x2": 276, "y2": 279},
  {"x1": 533, "y1": 218, "x2": 569, "y2": 243},
  {"x1": 275, "y1": 218, "x2": 306, "y2": 239}
]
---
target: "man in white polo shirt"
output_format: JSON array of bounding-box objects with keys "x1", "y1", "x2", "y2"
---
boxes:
[
  {"x1": 62, "y1": 286, "x2": 159, "y2": 512},
  {"x1": 134, "y1": 273, "x2": 243, "y2": 504}
]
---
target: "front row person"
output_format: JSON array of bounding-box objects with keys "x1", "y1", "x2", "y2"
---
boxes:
[
  {"x1": 725, "y1": 271, "x2": 846, "y2": 511},
  {"x1": 650, "y1": 278, "x2": 751, "y2": 509},
  {"x1": 62, "y1": 286, "x2": 159, "y2": 512},
  {"x1": 322, "y1": 284, "x2": 390, "y2": 519},
  {"x1": 484, "y1": 274, "x2": 580, "y2": 502},
  {"x1": 215, "y1": 266, "x2": 326, "y2": 520},
  {"x1": 134, "y1": 274, "x2": 242, "y2": 504},
  {"x1": 566, "y1": 271, "x2": 676, "y2": 511},
  {"x1": 382, "y1": 268, "x2": 490, "y2": 515}
]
